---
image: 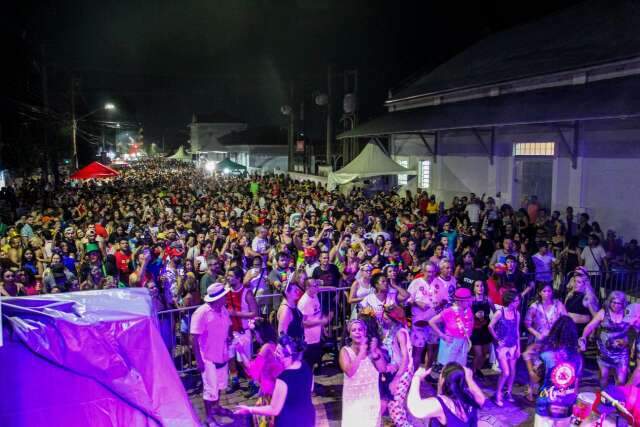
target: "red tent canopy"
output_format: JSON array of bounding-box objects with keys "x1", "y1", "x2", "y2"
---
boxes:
[{"x1": 69, "y1": 161, "x2": 119, "y2": 180}]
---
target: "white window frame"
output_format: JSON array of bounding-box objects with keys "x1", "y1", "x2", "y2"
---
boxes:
[
  {"x1": 397, "y1": 159, "x2": 408, "y2": 186},
  {"x1": 419, "y1": 160, "x2": 431, "y2": 189},
  {"x1": 512, "y1": 142, "x2": 555, "y2": 156}
]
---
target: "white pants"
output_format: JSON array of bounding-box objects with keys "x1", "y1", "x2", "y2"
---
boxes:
[
  {"x1": 202, "y1": 360, "x2": 229, "y2": 402},
  {"x1": 230, "y1": 330, "x2": 253, "y2": 362}
]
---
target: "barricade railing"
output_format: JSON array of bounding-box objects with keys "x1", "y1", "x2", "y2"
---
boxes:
[
  {"x1": 161, "y1": 271, "x2": 640, "y2": 375},
  {"x1": 157, "y1": 287, "x2": 352, "y2": 374},
  {"x1": 564, "y1": 269, "x2": 640, "y2": 304}
]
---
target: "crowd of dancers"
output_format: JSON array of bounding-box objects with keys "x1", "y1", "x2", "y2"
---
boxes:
[{"x1": 2, "y1": 159, "x2": 640, "y2": 426}]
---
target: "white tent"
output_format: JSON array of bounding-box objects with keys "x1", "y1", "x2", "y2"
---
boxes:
[
  {"x1": 328, "y1": 142, "x2": 416, "y2": 190},
  {"x1": 168, "y1": 146, "x2": 192, "y2": 162}
]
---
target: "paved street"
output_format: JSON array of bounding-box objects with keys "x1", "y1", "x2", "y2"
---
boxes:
[{"x1": 185, "y1": 356, "x2": 602, "y2": 427}]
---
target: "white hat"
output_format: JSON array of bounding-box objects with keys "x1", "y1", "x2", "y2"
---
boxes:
[{"x1": 203, "y1": 282, "x2": 230, "y2": 303}]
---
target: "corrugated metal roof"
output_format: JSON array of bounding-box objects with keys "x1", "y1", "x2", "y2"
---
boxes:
[
  {"x1": 390, "y1": 0, "x2": 640, "y2": 102},
  {"x1": 338, "y1": 74, "x2": 640, "y2": 138}
]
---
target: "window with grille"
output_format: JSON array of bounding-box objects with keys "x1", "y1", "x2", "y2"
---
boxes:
[
  {"x1": 397, "y1": 159, "x2": 408, "y2": 186},
  {"x1": 512, "y1": 142, "x2": 555, "y2": 156},
  {"x1": 420, "y1": 160, "x2": 431, "y2": 188}
]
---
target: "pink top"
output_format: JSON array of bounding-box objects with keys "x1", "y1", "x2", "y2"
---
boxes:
[
  {"x1": 246, "y1": 343, "x2": 284, "y2": 395},
  {"x1": 441, "y1": 306, "x2": 474, "y2": 339}
]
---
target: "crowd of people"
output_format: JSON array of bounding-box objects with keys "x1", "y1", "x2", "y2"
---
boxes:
[{"x1": 2, "y1": 158, "x2": 640, "y2": 426}]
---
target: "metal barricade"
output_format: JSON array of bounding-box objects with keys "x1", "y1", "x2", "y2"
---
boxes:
[
  {"x1": 157, "y1": 287, "x2": 353, "y2": 375},
  {"x1": 564, "y1": 269, "x2": 640, "y2": 304},
  {"x1": 156, "y1": 305, "x2": 199, "y2": 374}
]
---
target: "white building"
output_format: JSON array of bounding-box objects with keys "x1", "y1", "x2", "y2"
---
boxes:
[
  {"x1": 339, "y1": 0, "x2": 640, "y2": 240},
  {"x1": 188, "y1": 112, "x2": 247, "y2": 161},
  {"x1": 219, "y1": 126, "x2": 288, "y2": 173}
]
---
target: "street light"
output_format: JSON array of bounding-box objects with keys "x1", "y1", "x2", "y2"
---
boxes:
[{"x1": 71, "y1": 103, "x2": 116, "y2": 169}]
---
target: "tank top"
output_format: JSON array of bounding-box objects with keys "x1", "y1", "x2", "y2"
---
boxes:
[
  {"x1": 227, "y1": 287, "x2": 249, "y2": 332},
  {"x1": 495, "y1": 308, "x2": 518, "y2": 347},
  {"x1": 283, "y1": 303, "x2": 304, "y2": 341},
  {"x1": 565, "y1": 292, "x2": 590, "y2": 316},
  {"x1": 430, "y1": 396, "x2": 478, "y2": 427}
]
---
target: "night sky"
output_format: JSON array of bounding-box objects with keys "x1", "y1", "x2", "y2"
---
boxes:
[{"x1": 1, "y1": 0, "x2": 584, "y2": 152}]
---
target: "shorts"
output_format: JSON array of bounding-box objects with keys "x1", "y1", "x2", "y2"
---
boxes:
[
  {"x1": 496, "y1": 345, "x2": 518, "y2": 360},
  {"x1": 230, "y1": 330, "x2": 253, "y2": 362},
  {"x1": 202, "y1": 360, "x2": 229, "y2": 402},
  {"x1": 411, "y1": 325, "x2": 439, "y2": 348},
  {"x1": 437, "y1": 337, "x2": 471, "y2": 366},
  {"x1": 533, "y1": 414, "x2": 571, "y2": 427}
]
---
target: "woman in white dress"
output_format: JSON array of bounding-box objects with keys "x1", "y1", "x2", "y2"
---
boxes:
[{"x1": 340, "y1": 319, "x2": 387, "y2": 427}]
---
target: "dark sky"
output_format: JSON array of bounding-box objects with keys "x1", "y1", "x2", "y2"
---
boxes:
[{"x1": 2, "y1": 0, "x2": 585, "y2": 150}]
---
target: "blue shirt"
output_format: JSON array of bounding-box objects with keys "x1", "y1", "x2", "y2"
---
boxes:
[
  {"x1": 536, "y1": 349, "x2": 583, "y2": 419},
  {"x1": 440, "y1": 230, "x2": 457, "y2": 253}
]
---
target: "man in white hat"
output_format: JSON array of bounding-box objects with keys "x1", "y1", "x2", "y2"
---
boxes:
[{"x1": 191, "y1": 282, "x2": 233, "y2": 424}]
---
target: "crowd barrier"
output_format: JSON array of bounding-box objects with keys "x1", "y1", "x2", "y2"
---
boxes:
[
  {"x1": 156, "y1": 287, "x2": 351, "y2": 375},
  {"x1": 563, "y1": 269, "x2": 640, "y2": 304},
  {"x1": 156, "y1": 270, "x2": 640, "y2": 374}
]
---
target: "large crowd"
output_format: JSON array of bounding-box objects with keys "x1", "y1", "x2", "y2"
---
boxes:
[{"x1": 2, "y1": 158, "x2": 640, "y2": 426}]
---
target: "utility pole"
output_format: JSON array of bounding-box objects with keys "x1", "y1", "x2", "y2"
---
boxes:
[
  {"x1": 71, "y1": 77, "x2": 78, "y2": 169},
  {"x1": 40, "y1": 44, "x2": 50, "y2": 188},
  {"x1": 326, "y1": 64, "x2": 334, "y2": 168},
  {"x1": 287, "y1": 82, "x2": 295, "y2": 172}
]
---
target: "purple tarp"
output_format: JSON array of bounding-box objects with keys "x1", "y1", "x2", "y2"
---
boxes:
[{"x1": 0, "y1": 288, "x2": 200, "y2": 427}]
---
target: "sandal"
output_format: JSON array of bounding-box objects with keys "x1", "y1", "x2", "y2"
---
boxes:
[
  {"x1": 505, "y1": 391, "x2": 515, "y2": 403},
  {"x1": 495, "y1": 394, "x2": 504, "y2": 407}
]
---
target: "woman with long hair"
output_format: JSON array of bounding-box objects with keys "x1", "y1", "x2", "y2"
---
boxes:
[
  {"x1": 348, "y1": 263, "x2": 374, "y2": 319},
  {"x1": 564, "y1": 271, "x2": 599, "y2": 337},
  {"x1": 382, "y1": 305, "x2": 413, "y2": 427},
  {"x1": 235, "y1": 334, "x2": 315, "y2": 427},
  {"x1": 340, "y1": 319, "x2": 387, "y2": 427},
  {"x1": 470, "y1": 280, "x2": 493, "y2": 380},
  {"x1": 277, "y1": 276, "x2": 305, "y2": 341},
  {"x1": 534, "y1": 316, "x2": 583, "y2": 426},
  {"x1": 579, "y1": 290, "x2": 631, "y2": 387},
  {"x1": 408, "y1": 362, "x2": 485, "y2": 426},
  {"x1": 235, "y1": 319, "x2": 284, "y2": 420},
  {"x1": 523, "y1": 282, "x2": 567, "y2": 401}
]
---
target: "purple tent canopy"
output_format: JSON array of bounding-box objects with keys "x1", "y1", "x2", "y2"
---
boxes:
[{"x1": 0, "y1": 289, "x2": 200, "y2": 427}]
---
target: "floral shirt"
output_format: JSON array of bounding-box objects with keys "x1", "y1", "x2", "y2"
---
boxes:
[{"x1": 525, "y1": 300, "x2": 565, "y2": 340}]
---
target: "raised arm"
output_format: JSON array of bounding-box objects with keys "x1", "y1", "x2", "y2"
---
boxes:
[{"x1": 407, "y1": 368, "x2": 444, "y2": 420}]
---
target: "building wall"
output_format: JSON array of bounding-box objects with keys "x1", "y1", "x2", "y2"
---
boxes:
[
  {"x1": 189, "y1": 123, "x2": 247, "y2": 153},
  {"x1": 227, "y1": 146, "x2": 288, "y2": 173},
  {"x1": 391, "y1": 121, "x2": 640, "y2": 240}
]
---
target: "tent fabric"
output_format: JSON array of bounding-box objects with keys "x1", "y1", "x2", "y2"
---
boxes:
[
  {"x1": 327, "y1": 142, "x2": 416, "y2": 190},
  {"x1": 0, "y1": 289, "x2": 200, "y2": 427},
  {"x1": 168, "y1": 146, "x2": 192, "y2": 162},
  {"x1": 69, "y1": 161, "x2": 120, "y2": 180},
  {"x1": 217, "y1": 158, "x2": 247, "y2": 172}
]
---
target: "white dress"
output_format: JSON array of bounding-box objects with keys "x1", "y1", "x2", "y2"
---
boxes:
[{"x1": 341, "y1": 347, "x2": 381, "y2": 427}]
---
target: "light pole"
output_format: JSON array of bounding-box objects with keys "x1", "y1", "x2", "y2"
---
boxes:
[{"x1": 71, "y1": 103, "x2": 115, "y2": 169}]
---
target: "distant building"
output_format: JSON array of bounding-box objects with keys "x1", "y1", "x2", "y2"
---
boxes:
[
  {"x1": 219, "y1": 126, "x2": 288, "y2": 173},
  {"x1": 188, "y1": 112, "x2": 247, "y2": 160},
  {"x1": 339, "y1": 0, "x2": 640, "y2": 239}
]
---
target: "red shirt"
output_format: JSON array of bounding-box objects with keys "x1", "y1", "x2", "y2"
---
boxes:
[
  {"x1": 487, "y1": 277, "x2": 515, "y2": 306},
  {"x1": 226, "y1": 289, "x2": 245, "y2": 332},
  {"x1": 115, "y1": 250, "x2": 132, "y2": 273}
]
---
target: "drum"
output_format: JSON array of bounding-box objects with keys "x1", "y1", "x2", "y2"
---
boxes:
[{"x1": 573, "y1": 392, "x2": 596, "y2": 421}]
